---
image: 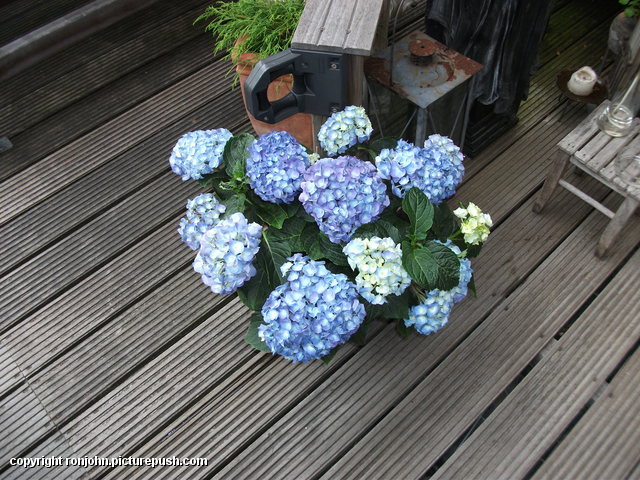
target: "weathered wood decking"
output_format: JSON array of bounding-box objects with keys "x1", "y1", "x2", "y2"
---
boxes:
[{"x1": 1, "y1": 0, "x2": 639, "y2": 479}]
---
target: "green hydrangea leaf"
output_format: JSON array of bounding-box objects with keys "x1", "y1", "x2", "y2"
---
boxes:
[
  {"x1": 349, "y1": 318, "x2": 371, "y2": 346},
  {"x1": 301, "y1": 225, "x2": 349, "y2": 266},
  {"x1": 321, "y1": 345, "x2": 340, "y2": 365},
  {"x1": 365, "y1": 289, "x2": 412, "y2": 321},
  {"x1": 369, "y1": 137, "x2": 399, "y2": 156},
  {"x1": 425, "y1": 240, "x2": 460, "y2": 290},
  {"x1": 221, "y1": 193, "x2": 246, "y2": 216},
  {"x1": 245, "y1": 312, "x2": 270, "y2": 352},
  {"x1": 268, "y1": 216, "x2": 307, "y2": 252},
  {"x1": 249, "y1": 193, "x2": 287, "y2": 228},
  {"x1": 396, "y1": 318, "x2": 413, "y2": 338},
  {"x1": 401, "y1": 241, "x2": 438, "y2": 289},
  {"x1": 237, "y1": 230, "x2": 291, "y2": 311},
  {"x1": 352, "y1": 220, "x2": 401, "y2": 243},
  {"x1": 402, "y1": 187, "x2": 434, "y2": 242},
  {"x1": 223, "y1": 133, "x2": 254, "y2": 179},
  {"x1": 468, "y1": 275, "x2": 477, "y2": 298},
  {"x1": 431, "y1": 202, "x2": 458, "y2": 241}
]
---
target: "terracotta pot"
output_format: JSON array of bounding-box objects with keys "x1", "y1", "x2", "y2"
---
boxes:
[{"x1": 235, "y1": 50, "x2": 314, "y2": 149}]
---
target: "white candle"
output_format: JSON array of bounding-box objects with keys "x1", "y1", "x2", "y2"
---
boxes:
[{"x1": 567, "y1": 66, "x2": 597, "y2": 96}]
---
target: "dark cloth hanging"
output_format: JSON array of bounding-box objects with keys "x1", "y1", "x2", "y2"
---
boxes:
[{"x1": 426, "y1": 0, "x2": 554, "y2": 117}]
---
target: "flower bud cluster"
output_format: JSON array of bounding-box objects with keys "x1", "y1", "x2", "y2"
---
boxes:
[
  {"x1": 258, "y1": 254, "x2": 365, "y2": 362},
  {"x1": 299, "y1": 156, "x2": 390, "y2": 243},
  {"x1": 178, "y1": 194, "x2": 227, "y2": 250},
  {"x1": 375, "y1": 135, "x2": 464, "y2": 204},
  {"x1": 193, "y1": 212, "x2": 262, "y2": 294},
  {"x1": 169, "y1": 129, "x2": 232, "y2": 180},
  {"x1": 453, "y1": 202, "x2": 493, "y2": 245},
  {"x1": 343, "y1": 236, "x2": 411, "y2": 304},
  {"x1": 246, "y1": 131, "x2": 310, "y2": 204},
  {"x1": 404, "y1": 242, "x2": 473, "y2": 335},
  {"x1": 318, "y1": 105, "x2": 373, "y2": 156}
]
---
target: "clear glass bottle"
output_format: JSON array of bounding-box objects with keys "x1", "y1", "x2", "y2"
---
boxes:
[
  {"x1": 598, "y1": 71, "x2": 640, "y2": 137},
  {"x1": 615, "y1": 146, "x2": 640, "y2": 186}
]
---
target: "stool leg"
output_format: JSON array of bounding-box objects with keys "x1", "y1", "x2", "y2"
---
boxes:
[
  {"x1": 533, "y1": 150, "x2": 571, "y2": 213},
  {"x1": 596, "y1": 197, "x2": 640, "y2": 258}
]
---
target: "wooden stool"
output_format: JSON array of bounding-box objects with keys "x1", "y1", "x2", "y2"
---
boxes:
[{"x1": 533, "y1": 101, "x2": 640, "y2": 257}]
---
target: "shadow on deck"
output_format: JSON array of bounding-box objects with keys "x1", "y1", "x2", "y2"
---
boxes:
[{"x1": 0, "y1": 0, "x2": 638, "y2": 479}]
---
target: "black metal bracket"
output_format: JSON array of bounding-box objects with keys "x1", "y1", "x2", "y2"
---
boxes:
[{"x1": 243, "y1": 48, "x2": 348, "y2": 124}]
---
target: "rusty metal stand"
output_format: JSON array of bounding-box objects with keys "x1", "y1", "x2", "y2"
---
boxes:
[{"x1": 365, "y1": 31, "x2": 482, "y2": 149}]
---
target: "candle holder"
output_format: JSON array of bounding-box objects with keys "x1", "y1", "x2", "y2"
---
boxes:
[{"x1": 567, "y1": 66, "x2": 597, "y2": 96}]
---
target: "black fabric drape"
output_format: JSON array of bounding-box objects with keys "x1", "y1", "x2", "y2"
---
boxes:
[{"x1": 427, "y1": 0, "x2": 554, "y2": 117}]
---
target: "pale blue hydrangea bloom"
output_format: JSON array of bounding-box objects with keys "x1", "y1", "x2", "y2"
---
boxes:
[
  {"x1": 246, "y1": 131, "x2": 310, "y2": 203},
  {"x1": 404, "y1": 241, "x2": 473, "y2": 335},
  {"x1": 178, "y1": 194, "x2": 227, "y2": 250},
  {"x1": 318, "y1": 105, "x2": 373, "y2": 156},
  {"x1": 299, "y1": 155, "x2": 389, "y2": 243},
  {"x1": 375, "y1": 134, "x2": 464, "y2": 204},
  {"x1": 193, "y1": 212, "x2": 262, "y2": 295},
  {"x1": 258, "y1": 254, "x2": 365, "y2": 362},
  {"x1": 169, "y1": 129, "x2": 233, "y2": 180},
  {"x1": 343, "y1": 236, "x2": 411, "y2": 304}
]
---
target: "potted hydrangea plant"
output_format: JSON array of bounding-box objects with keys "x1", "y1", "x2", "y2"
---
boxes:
[
  {"x1": 196, "y1": 0, "x2": 313, "y2": 147},
  {"x1": 169, "y1": 106, "x2": 492, "y2": 363}
]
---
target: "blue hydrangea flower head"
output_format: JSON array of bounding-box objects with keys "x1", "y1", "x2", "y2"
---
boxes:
[
  {"x1": 375, "y1": 135, "x2": 464, "y2": 204},
  {"x1": 258, "y1": 254, "x2": 365, "y2": 362},
  {"x1": 169, "y1": 129, "x2": 233, "y2": 181},
  {"x1": 246, "y1": 131, "x2": 310, "y2": 203},
  {"x1": 404, "y1": 241, "x2": 473, "y2": 335},
  {"x1": 193, "y1": 212, "x2": 262, "y2": 294},
  {"x1": 299, "y1": 155, "x2": 389, "y2": 243},
  {"x1": 318, "y1": 105, "x2": 373, "y2": 156},
  {"x1": 178, "y1": 193, "x2": 227, "y2": 250},
  {"x1": 343, "y1": 236, "x2": 411, "y2": 304}
]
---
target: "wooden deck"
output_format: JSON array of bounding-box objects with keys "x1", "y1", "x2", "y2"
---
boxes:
[{"x1": 1, "y1": 0, "x2": 639, "y2": 479}]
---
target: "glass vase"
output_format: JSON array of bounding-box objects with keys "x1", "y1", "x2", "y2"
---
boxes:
[{"x1": 598, "y1": 71, "x2": 640, "y2": 137}]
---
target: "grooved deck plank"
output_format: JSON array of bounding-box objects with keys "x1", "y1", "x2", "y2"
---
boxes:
[
  {"x1": 0, "y1": 0, "x2": 206, "y2": 107},
  {"x1": 102, "y1": 165, "x2": 610, "y2": 480},
  {"x1": 103, "y1": 327, "x2": 381, "y2": 480},
  {"x1": 0, "y1": 217, "x2": 189, "y2": 396},
  {"x1": 0, "y1": 85, "x2": 245, "y2": 274},
  {"x1": 0, "y1": 0, "x2": 90, "y2": 45},
  {"x1": 0, "y1": 173, "x2": 201, "y2": 333},
  {"x1": 0, "y1": 431, "x2": 81, "y2": 480},
  {"x1": 27, "y1": 265, "x2": 222, "y2": 423},
  {"x1": 63, "y1": 299, "x2": 255, "y2": 477},
  {"x1": 0, "y1": 61, "x2": 227, "y2": 225},
  {"x1": 465, "y1": 16, "x2": 611, "y2": 179},
  {"x1": 537, "y1": 0, "x2": 617, "y2": 67},
  {"x1": 0, "y1": 34, "x2": 220, "y2": 183},
  {"x1": 458, "y1": 105, "x2": 585, "y2": 220},
  {"x1": 0, "y1": 2, "x2": 634, "y2": 478},
  {"x1": 0, "y1": 383, "x2": 56, "y2": 465},
  {"x1": 0, "y1": 341, "x2": 22, "y2": 394},
  {"x1": 431, "y1": 250, "x2": 640, "y2": 480},
  {"x1": 311, "y1": 198, "x2": 639, "y2": 480},
  {"x1": 0, "y1": 2, "x2": 209, "y2": 139},
  {"x1": 532, "y1": 348, "x2": 640, "y2": 480}
]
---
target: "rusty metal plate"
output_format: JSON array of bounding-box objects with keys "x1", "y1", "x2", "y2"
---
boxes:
[{"x1": 365, "y1": 31, "x2": 482, "y2": 109}]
